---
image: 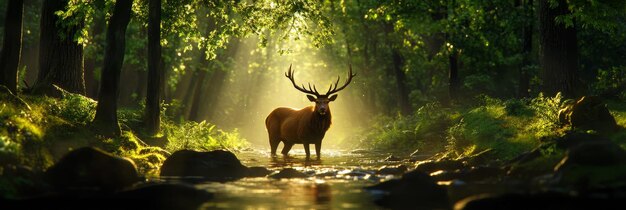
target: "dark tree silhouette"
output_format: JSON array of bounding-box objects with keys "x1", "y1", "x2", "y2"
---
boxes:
[
  {"x1": 391, "y1": 48, "x2": 410, "y2": 114},
  {"x1": 34, "y1": 0, "x2": 85, "y2": 95},
  {"x1": 0, "y1": 0, "x2": 24, "y2": 93},
  {"x1": 517, "y1": 0, "x2": 533, "y2": 98},
  {"x1": 539, "y1": 0, "x2": 579, "y2": 97},
  {"x1": 145, "y1": 0, "x2": 163, "y2": 135},
  {"x1": 384, "y1": 23, "x2": 410, "y2": 114},
  {"x1": 85, "y1": 0, "x2": 106, "y2": 98},
  {"x1": 92, "y1": 0, "x2": 133, "y2": 136},
  {"x1": 448, "y1": 50, "x2": 460, "y2": 101}
]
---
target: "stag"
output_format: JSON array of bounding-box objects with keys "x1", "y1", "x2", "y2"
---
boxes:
[{"x1": 265, "y1": 64, "x2": 356, "y2": 160}]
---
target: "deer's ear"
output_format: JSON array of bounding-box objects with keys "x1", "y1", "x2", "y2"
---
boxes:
[
  {"x1": 307, "y1": 95, "x2": 316, "y2": 102},
  {"x1": 329, "y1": 94, "x2": 338, "y2": 101}
]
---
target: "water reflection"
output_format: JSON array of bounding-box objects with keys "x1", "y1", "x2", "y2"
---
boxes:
[
  {"x1": 197, "y1": 148, "x2": 396, "y2": 209},
  {"x1": 270, "y1": 155, "x2": 324, "y2": 167},
  {"x1": 198, "y1": 178, "x2": 384, "y2": 209}
]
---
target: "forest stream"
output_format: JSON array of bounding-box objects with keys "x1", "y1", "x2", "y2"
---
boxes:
[{"x1": 164, "y1": 148, "x2": 423, "y2": 209}]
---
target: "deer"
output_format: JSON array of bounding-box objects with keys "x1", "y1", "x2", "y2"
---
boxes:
[{"x1": 265, "y1": 64, "x2": 355, "y2": 160}]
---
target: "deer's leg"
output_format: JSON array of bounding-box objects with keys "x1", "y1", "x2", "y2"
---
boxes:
[
  {"x1": 281, "y1": 142, "x2": 294, "y2": 156},
  {"x1": 270, "y1": 139, "x2": 280, "y2": 156},
  {"x1": 303, "y1": 144, "x2": 311, "y2": 160},
  {"x1": 268, "y1": 132, "x2": 280, "y2": 156},
  {"x1": 315, "y1": 143, "x2": 321, "y2": 160}
]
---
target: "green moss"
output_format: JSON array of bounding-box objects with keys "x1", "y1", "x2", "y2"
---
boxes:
[{"x1": 0, "y1": 91, "x2": 247, "y2": 180}]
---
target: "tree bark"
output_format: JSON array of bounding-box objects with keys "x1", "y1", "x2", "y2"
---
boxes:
[
  {"x1": 518, "y1": 0, "x2": 533, "y2": 98},
  {"x1": 145, "y1": 0, "x2": 162, "y2": 135},
  {"x1": 538, "y1": 0, "x2": 579, "y2": 98},
  {"x1": 85, "y1": 0, "x2": 106, "y2": 99},
  {"x1": 92, "y1": 0, "x2": 133, "y2": 136},
  {"x1": 35, "y1": 0, "x2": 85, "y2": 95},
  {"x1": 188, "y1": 69, "x2": 209, "y2": 122},
  {"x1": 0, "y1": 0, "x2": 24, "y2": 93},
  {"x1": 207, "y1": 66, "x2": 235, "y2": 121},
  {"x1": 181, "y1": 71, "x2": 198, "y2": 119},
  {"x1": 391, "y1": 48, "x2": 411, "y2": 114},
  {"x1": 448, "y1": 50, "x2": 460, "y2": 101}
]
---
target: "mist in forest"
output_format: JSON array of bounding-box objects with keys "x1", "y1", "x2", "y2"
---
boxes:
[{"x1": 196, "y1": 37, "x2": 372, "y2": 148}]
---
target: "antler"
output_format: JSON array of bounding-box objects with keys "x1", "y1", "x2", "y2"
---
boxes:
[
  {"x1": 325, "y1": 64, "x2": 356, "y2": 96},
  {"x1": 285, "y1": 64, "x2": 321, "y2": 96}
]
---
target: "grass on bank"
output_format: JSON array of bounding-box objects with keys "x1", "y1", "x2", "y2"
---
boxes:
[
  {"x1": 356, "y1": 93, "x2": 626, "y2": 162},
  {"x1": 0, "y1": 90, "x2": 249, "y2": 176}
]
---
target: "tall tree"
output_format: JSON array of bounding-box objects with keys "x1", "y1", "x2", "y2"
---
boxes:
[
  {"x1": 518, "y1": 0, "x2": 533, "y2": 98},
  {"x1": 145, "y1": 0, "x2": 162, "y2": 135},
  {"x1": 0, "y1": 0, "x2": 24, "y2": 93},
  {"x1": 34, "y1": 0, "x2": 85, "y2": 95},
  {"x1": 538, "y1": 0, "x2": 579, "y2": 97},
  {"x1": 92, "y1": 0, "x2": 133, "y2": 136},
  {"x1": 448, "y1": 50, "x2": 460, "y2": 101},
  {"x1": 384, "y1": 23, "x2": 411, "y2": 114},
  {"x1": 391, "y1": 48, "x2": 410, "y2": 114},
  {"x1": 188, "y1": 68, "x2": 209, "y2": 122},
  {"x1": 85, "y1": 0, "x2": 107, "y2": 98}
]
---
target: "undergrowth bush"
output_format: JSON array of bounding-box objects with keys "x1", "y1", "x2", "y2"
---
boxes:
[
  {"x1": 358, "y1": 94, "x2": 568, "y2": 160},
  {"x1": 163, "y1": 120, "x2": 249, "y2": 152},
  {"x1": 357, "y1": 102, "x2": 453, "y2": 153},
  {"x1": 0, "y1": 91, "x2": 248, "y2": 177}
]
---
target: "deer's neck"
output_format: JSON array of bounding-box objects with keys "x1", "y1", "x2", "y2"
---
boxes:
[{"x1": 310, "y1": 111, "x2": 332, "y2": 132}]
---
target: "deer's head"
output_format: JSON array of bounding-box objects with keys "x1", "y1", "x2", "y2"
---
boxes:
[{"x1": 285, "y1": 64, "x2": 356, "y2": 116}]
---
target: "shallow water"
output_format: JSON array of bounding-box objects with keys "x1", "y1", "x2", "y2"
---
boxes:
[{"x1": 195, "y1": 148, "x2": 405, "y2": 209}]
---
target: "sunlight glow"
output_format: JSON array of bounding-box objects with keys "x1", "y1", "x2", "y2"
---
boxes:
[{"x1": 200, "y1": 36, "x2": 371, "y2": 150}]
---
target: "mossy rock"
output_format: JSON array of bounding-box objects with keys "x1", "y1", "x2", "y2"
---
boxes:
[
  {"x1": 558, "y1": 96, "x2": 618, "y2": 134},
  {"x1": 45, "y1": 147, "x2": 140, "y2": 192},
  {"x1": 160, "y1": 150, "x2": 248, "y2": 181}
]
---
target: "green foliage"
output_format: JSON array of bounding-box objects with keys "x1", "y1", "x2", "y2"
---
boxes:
[
  {"x1": 447, "y1": 97, "x2": 531, "y2": 159},
  {"x1": 593, "y1": 66, "x2": 626, "y2": 97},
  {"x1": 526, "y1": 93, "x2": 564, "y2": 138},
  {"x1": 357, "y1": 102, "x2": 453, "y2": 152},
  {"x1": 0, "y1": 136, "x2": 20, "y2": 165},
  {"x1": 504, "y1": 99, "x2": 533, "y2": 116},
  {"x1": 0, "y1": 91, "x2": 248, "y2": 179},
  {"x1": 358, "y1": 94, "x2": 570, "y2": 160},
  {"x1": 99, "y1": 131, "x2": 167, "y2": 176},
  {"x1": 236, "y1": 0, "x2": 335, "y2": 49},
  {"x1": 607, "y1": 101, "x2": 626, "y2": 148},
  {"x1": 163, "y1": 120, "x2": 249, "y2": 152},
  {"x1": 554, "y1": 0, "x2": 626, "y2": 33},
  {"x1": 58, "y1": 93, "x2": 97, "y2": 124}
]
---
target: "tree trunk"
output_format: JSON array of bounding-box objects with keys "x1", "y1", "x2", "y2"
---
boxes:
[
  {"x1": 181, "y1": 71, "x2": 198, "y2": 119},
  {"x1": 391, "y1": 48, "x2": 411, "y2": 114},
  {"x1": 85, "y1": 0, "x2": 106, "y2": 99},
  {"x1": 134, "y1": 68, "x2": 147, "y2": 103},
  {"x1": 448, "y1": 50, "x2": 460, "y2": 101},
  {"x1": 92, "y1": 0, "x2": 133, "y2": 137},
  {"x1": 203, "y1": 68, "x2": 228, "y2": 121},
  {"x1": 518, "y1": 0, "x2": 533, "y2": 98},
  {"x1": 35, "y1": 0, "x2": 85, "y2": 96},
  {"x1": 145, "y1": 0, "x2": 162, "y2": 135},
  {"x1": 0, "y1": 0, "x2": 24, "y2": 93},
  {"x1": 188, "y1": 69, "x2": 209, "y2": 122},
  {"x1": 538, "y1": 0, "x2": 579, "y2": 98}
]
